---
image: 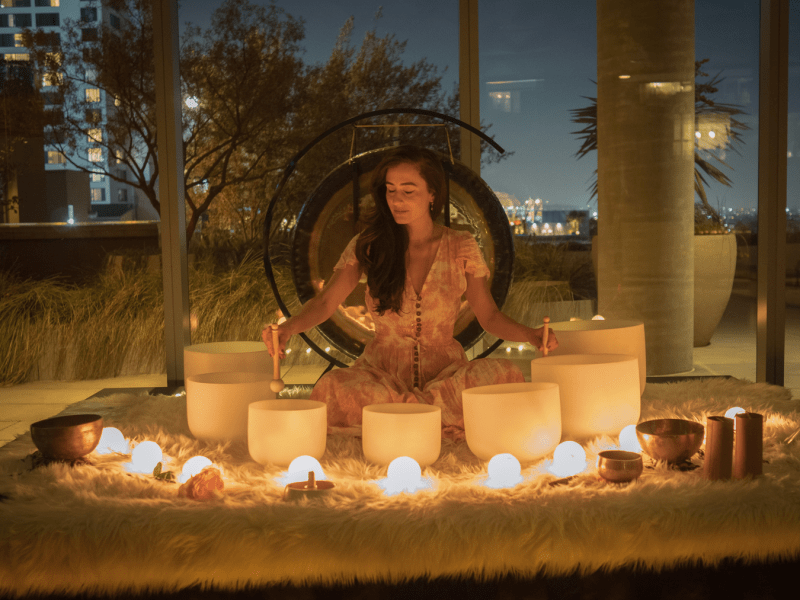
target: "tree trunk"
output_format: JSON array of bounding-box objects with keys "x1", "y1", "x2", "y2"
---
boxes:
[{"x1": 596, "y1": 0, "x2": 695, "y2": 375}]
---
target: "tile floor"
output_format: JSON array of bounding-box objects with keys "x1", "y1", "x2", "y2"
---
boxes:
[{"x1": 2, "y1": 282, "x2": 798, "y2": 449}]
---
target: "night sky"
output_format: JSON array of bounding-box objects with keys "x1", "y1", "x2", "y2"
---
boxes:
[{"x1": 180, "y1": 0, "x2": 798, "y2": 215}]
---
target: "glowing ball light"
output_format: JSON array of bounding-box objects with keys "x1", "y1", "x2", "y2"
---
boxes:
[
  {"x1": 530, "y1": 354, "x2": 640, "y2": 440},
  {"x1": 549, "y1": 441, "x2": 587, "y2": 478},
  {"x1": 362, "y1": 404, "x2": 441, "y2": 467},
  {"x1": 462, "y1": 382, "x2": 561, "y2": 462},
  {"x1": 248, "y1": 400, "x2": 327, "y2": 467},
  {"x1": 125, "y1": 441, "x2": 163, "y2": 474},
  {"x1": 376, "y1": 456, "x2": 432, "y2": 495},
  {"x1": 286, "y1": 455, "x2": 327, "y2": 484},
  {"x1": 178, "y1": 456, "x2": 213, "y2": 484},
  {"x1": 619, "y1": 424, "x2": 642, "y2": 453},
  {"x1": 95, "y1": 427, "x2": 130, "y2": 455},
  {"x1": 725, "y1": 407, "x2": 746, "y2": 420},
  {"x1": 484, "y1": 453, "x2": 523, "y2": 489}
]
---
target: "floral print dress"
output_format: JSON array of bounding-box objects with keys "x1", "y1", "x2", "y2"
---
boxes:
[{"x1": 309, "y1": 227, "x2": 524, "y2": 439}]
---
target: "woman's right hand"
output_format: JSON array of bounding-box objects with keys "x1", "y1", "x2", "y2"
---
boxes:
[{"x1": 262, "y1": 322, "x2": 290, "y2": 360}]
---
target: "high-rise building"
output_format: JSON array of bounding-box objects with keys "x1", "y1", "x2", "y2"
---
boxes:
[{"x1": 0, "y1": 0, "x2": 139, "y2": 221}]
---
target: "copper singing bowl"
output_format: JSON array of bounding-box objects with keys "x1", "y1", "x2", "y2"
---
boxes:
[
  {"x1": 30, "y1": 414, "x2": 104, "y2": 460},
  {"x1": 597, "y1": 450, "x2": 643, "y2": 483},
  {"x1": 635, "y1": 418, "x2": 704, "y2": 464}
]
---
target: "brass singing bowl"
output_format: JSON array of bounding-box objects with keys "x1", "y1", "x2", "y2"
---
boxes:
[
  {"x1": 30, "y1": 414, "x2": 104, "y2": 460},
  {"x1": 596, "y1": 450, "x2": 643, "y2": 483},
  {"x1": 635, "y1": 418, "x2": 704, "y2": 464}
]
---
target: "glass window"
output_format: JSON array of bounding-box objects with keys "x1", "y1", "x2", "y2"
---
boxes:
[
  {"x1": 0, "y1": 0, "x2": 31, "y2": 7},
  {"x1": 87, "y1": 127, "x2": 102, "y2": 143},
  {"x1": 109, "y1": 13, "x2": 120, "y2": 29},
  {"x1": 0, "y1": 13, "x2": 32, "y2": 27},
  {"x1": 35, "y1": 0, "x2": 59, "y2": 7},
  {"x1": 34, "y1": 13, "x2": 59, "y2": 27},
  {"x1": 788, "y1": 6, "x2": 799, "y2": 394},
  {"x1": 81, "y1": 28, "x2": 97, "y2": 42},
  {"x1": 85, "y1": 108, "x2": 102, "y2": 123},
  {"x1": 91, "y1": 170, "x2": 104, "y2": 182},
  {"x1": 90, "y1": 187, "x2": 105, "y2": 203},
  {"x1": 80, "y1": 7, "x2": 97, "y2": 22},
  {"x1": 41, "y1": 71, "x2": 61, "y2": 86},
  {"x1": 46, "y1": 150, "x2": 65, "y2": 164},
  {"x1": 4, "y1": 53, "x2": 29, "y2": 61},
  {"x1": 87, "y1": 147, "x2": 102, "y2": 162},
  {"x1": 84, "y1": 87, "x2": 100, "y2": 103}
]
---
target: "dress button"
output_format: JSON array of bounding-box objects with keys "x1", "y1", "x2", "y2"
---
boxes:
[
  {"x1": 416, "y1": 303, "x2": 421, "y2": 309},
  {"x1": 416, "y1": 311, "x2": 421, "y2": 316}
]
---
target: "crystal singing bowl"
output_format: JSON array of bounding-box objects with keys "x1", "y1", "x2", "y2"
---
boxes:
[
  {"x1": 362, "y1": 404, "x2": 442, "y2": 467},
  {"x1": 547, "y1": 319, "x2": 646, "y2": 395},
  {"x1": 30, "y1": 414, "x2": 104, "y2": 460},
  {"x1": 596, "y1": 450, "x2": 644, "y2": 483},
  {"x1": 529, "y1": 353, "x2": 640, "y2": 440},
  {"x1": 248, "y1": 400, "x2": 327, "y2": 467},
  {"x1": 462, "y1": 382, "x2": 561, "y2": 462},
  {"x1": 184, "y1": 341, "x2": 271, "y2": 379},
  {"x1": 186, "y1": 371, "x2": 275, "y2": 442},
  {"x1": 636, "y1": 419, "x2": 705, "y2": 463}
]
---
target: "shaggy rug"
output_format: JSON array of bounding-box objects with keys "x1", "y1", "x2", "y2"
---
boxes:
[{"x1": 1, "y1": 378, "x2": 799, "y2": 598}]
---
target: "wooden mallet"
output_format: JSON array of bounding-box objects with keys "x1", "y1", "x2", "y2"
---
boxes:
[
  {"x1": 542, "y1": 316, "x2": 550, "y2": 357},
  {"x1": 270, "y1": 323, "x2": 285, "y2": 393}
]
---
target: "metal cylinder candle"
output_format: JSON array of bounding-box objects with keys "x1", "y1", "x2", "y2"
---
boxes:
[
  {"x1": 733, "y1": 412, "x2": 763, "y2": 479},
  {"x1": 703, "y1": 416, "x2": 733, "y2": 481}
]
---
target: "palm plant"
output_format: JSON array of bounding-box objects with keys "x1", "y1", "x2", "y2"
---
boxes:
[{"x1": 570, "y1": 59, "x2": 749, "y2": 231}]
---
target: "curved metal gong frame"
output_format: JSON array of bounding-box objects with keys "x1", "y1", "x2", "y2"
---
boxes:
[{"x1": 263, "y1": 108, "x2": 509, "y2": 369}]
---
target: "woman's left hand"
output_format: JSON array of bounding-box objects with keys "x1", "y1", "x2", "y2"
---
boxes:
[{"x1": 528, "y1": 325, "x2": 559, "y2": 353}]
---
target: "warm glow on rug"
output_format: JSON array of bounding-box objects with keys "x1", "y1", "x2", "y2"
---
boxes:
[
  {"x1": 95, "y1": 427, "x2": 130, "y2": 455},
  {"x1": 124, "y1": 441, "x2": 163, "y2": 474},
  {"x1": 178, "y1": 456, "x2": 213, "y2": 484},
  {"x1": 548, "y1": 441, "x2": 587, "y2": 477},
  {"x1": 375, "y1": 456, "x2": 433, "y2": 495},
  {"x1": 483, "y1": 453, "x2": 523, "y2": 489},
  {"x1": 618, "y1": 424, "x2": 642, "y2": 453},
  {"x1": 275, "y1": 455, "x2": 327, "y2": 486}
]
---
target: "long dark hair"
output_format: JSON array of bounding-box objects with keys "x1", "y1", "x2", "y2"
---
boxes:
[{"x1": 356, "y1": 146, "x2": 447, "y2": 314}]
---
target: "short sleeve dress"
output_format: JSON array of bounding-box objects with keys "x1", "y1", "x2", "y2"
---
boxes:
[{"x1": 309, "y1": 226, "x2": 524, "y2": 439}]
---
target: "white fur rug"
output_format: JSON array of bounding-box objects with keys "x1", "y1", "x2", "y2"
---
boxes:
[{"x1": 1, "y1": 379, "x2": 799, "y2": 597}]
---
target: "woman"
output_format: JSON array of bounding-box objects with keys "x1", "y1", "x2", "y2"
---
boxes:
[{"x1": 264, "y1": 146, "x2": 557, "y2": 437}]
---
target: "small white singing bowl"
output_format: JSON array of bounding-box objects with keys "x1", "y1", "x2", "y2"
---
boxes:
[
  {"x1": 546, "y1": 319, "x2": 646, "y2": 395},
  {"x1": 529, "y1": 353, "x2": 640, "y2": 441},
  {"x1": 362, "y1": 404, "x2": 442, "y2": 467},
  {"x1": 186, "y1": 371, "x2": 275, "y2": 442},
  {"x1": 248, "y1": 400, "x2": 327, "y2": 467},
  {"x1": 462, "y1": 382, "x2": 562, "y2": 462},
  {"x1": 184, "y1": 341, "x2": 271, "y2": 380}
]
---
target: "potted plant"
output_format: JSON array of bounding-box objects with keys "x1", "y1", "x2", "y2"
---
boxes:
[{"x1": 571, "y1": 59, "x2": 749, "y2": 346}]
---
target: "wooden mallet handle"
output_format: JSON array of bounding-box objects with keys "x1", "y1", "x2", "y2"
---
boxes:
[
  {"x1": 270, "y1": 324, "x2": 285, "y2": 393},
  {"x1": 542, "y1": 316, "x2": 550, "y2": 356}
]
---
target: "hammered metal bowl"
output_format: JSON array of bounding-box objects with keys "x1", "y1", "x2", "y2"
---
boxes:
[
  {"x1": 30, "y1": 414, "x2": 103, "y2": 460},
  {"x1": 597, "y1": 450, "x2": 643, "y2": 483},
  {"x1": 635, "y1": 418, "x2": 704, "y2": 464}
]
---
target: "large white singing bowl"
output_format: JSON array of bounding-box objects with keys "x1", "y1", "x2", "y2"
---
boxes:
[
  {"x1": 529, "y1": 354, "x2": 640, "y2": 441},
  {"x1": 248, "y1": 400, "x2": 327, "y2": 467},
  {"x1": 184, "y1": 341, "x2": 271, "y2": 379},
  {"x1": 362, "y1": 404, "x2": 442, "y2": 467},
  {"x1": 186, "y1": 371, "x2": 275, "y2": 442},
  {"x1": 548, "y1": 319, "x2": 646, "y2": 395},
  {"x1": 462, "y1": 382, "x2": 562, "y2": 462}
]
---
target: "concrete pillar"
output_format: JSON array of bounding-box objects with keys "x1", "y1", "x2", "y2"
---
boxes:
[{"x1": 596, "y1": 0, "x2": 695, "y2": 375}]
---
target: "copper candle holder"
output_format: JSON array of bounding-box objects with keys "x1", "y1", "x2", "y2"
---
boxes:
[
  {"x1": 704, "y1": 416, "x2": 733, "y2": 481},
  {"x1": 733, "y1": 412, "x2": 763, "y2": 479}
]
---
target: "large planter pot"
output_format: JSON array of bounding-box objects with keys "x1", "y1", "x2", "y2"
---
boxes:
[
  {"x1": 694, "y1": 232, "x2": 737, "y2": 347},
  {"x1": 592, "y1": 233, "x2": 737, "y2": 349}
]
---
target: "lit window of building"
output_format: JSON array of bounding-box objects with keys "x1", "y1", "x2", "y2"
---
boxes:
[
  {"x1": 87, "y1": 128, "x2": 102, "y2": 143},
  {"x1": 87, "y1": 147, "x2": 102, "y2": 162},
  {"x1": 85, "y1": 88, "x2": 100, "y2": 103},
  {"x1": 35, "y1": 0, "x2": 60, "y2": 7},
  {"x1": 0, "y1": 14, "x2": 32, "y2": 27},
  {"x1": 0, "y1": 1, "x2": 31, "y2": 8},
  {"x1": 46, "y1": 150, "x2": 65, "y2": 164},
  {"x1": 4, "y1": 54, "x2": 30, "y2": 62},
  {"x1": 42, "y1": 72, "x2": 62, "y2": 86},
  {"x1": 90, "y1": 188, "x2": 105, "y2": 203},
  {"x1": 13, "y1": 33, "x2": 23, "y2": 47},
  {"x1": 91, "y1": 170, "x2": 104, "y2": 182}
]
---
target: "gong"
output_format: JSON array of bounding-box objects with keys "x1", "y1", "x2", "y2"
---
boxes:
[{"x1": 289, "y1": 147, "x2": 514, "y2": 361}]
